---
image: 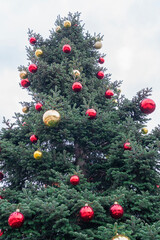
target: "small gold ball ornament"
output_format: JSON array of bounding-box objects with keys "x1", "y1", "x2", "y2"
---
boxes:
[
  {"x1": 56, "y1": 26, "x2": 61, "y2": 33},
  {"x1": 19, "y1": 71, "x2": 28, "y2": 79},
  {"x1": 112, "y1": 234, "x2": 130, "y2": 240},
  {"x1": 141, "y1": 127, "x2": 148, "y2": 134},
  {"x1": 94, "y1": 41, "x2": 102, "y2": 49},
  {"x1": 73, "y1": 70, "x2": 80, "y2": 78},
  {"x1": 64, "y1": 20, "x2": 71, "y2": 28},
  {"x1": 43, "y1": 110, "x2": 61, "y2": 127},
  {"x1": 35, "y1": 49, "x2": 43, "y2": 57},
  {"x1": 33, "y1": 150, "x2": 43, "y2": 160},
  {"x1": 22, "y1": 106, "x2": 29, "y2": 113}
]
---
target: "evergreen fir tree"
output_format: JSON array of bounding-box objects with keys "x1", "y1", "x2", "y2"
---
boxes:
[{"x1": 0, "y1": 12, "x2": 159, "y2": 240}]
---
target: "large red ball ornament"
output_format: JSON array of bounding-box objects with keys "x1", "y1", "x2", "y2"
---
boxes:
[
  {"x1": 0, "y1": 230, "x2": 3, "y2": 236},
  {"x1": 140, "y1": 98, "x2": 156, "y2": 114},
  {"x1": 96, "y1": 71, "x2": 104, "y2": 79},
  {"x1": 98, "y1": 57, "x2": 105, "y2": 64},
  {"x1": 30, "y1": 135, "x2": 38, "y2": 143},
  {"x1": 86, "y1": 109, "x2": 97, "y2": 119},
  {"x1": 28, "y1": 64, "x2": 38, "y2": 73},
  {"x1": 0, "y1": 172, "x2": 4, "y2": 180},
  {"x1": 72, "y1": 82, "x2": 82, "y2": 92},
  {"x1": 110, "y1": 202, "x2": 124, "y2": 219},
  {"x1": 105, "y1": 90, "x2": 114, "y2": 99},
  {"x1": 123, "y1": 142, "x2": 132, "y2": 151},
  {"x1": 79, "y1": 204, "x2": 94, "y2": 222},
  {"x1": 70, "y1": 175, "x2": 80, "y2": 185},
  {"x1": 62, "y1": 44, "x2": 71, "y2": 53},
  {"x1": 29, "y1": 37, "x2": 36, "y2": 45},
  {"x1": 21, "y1": 79, "x2": 30, "y2": 88},
  {"x1": 35, "y1": 103, "x2": 43, "y2": 111},
  {"x1": 8, "y1": 210, "x2": 25, "y2": 228}
]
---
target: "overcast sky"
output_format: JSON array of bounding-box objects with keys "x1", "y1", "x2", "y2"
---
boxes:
[{"x1": 0, "y1": 0, "x2": 160, "y2": 131}]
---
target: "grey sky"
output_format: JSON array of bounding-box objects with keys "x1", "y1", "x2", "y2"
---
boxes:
[{"x1": 0, "y1": 0, "x2": 160, "y2": 131}]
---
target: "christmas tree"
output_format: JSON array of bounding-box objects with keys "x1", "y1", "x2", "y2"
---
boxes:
[{"x1": 0, "y1": 12, "x2": 160, "y2": 240}]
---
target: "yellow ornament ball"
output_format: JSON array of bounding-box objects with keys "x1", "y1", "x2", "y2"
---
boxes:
[
  {"x1": 43, "y1": 110, "x2": 60, "y2": 127},
  {"x1": 113, "y1": 99, "x2": 118, "y2": 104},
  {"x1": 56, "y1": 26, "x2": 61, "y2": 33},
  {"x1": 73, "y1": 70, "x2": 80, "y2": 78},
  {"x1": 142, "y1": 127, "x2": 148, "y2": 134},
  {"x1": 22, "y1": 106, "x2": 29, "y2": 113},
  {"x1": 112, "y1": 234, "x2": 130, "y2": 240},
  {"x1": 35, "y1": 49, "x2": 43, "y2": 57},
  {"x1": 64, "y1": 20, "x2": 71, "y2": 28},
  {"x1": 19, "y1": 71, "x2": 28, "y2": 79},
  {"x1": 94, "y1": 41, "x2": 102, "y2": 49},
  {"x1": 33, "y1": 150, "x2": 43, "y2": 160}
]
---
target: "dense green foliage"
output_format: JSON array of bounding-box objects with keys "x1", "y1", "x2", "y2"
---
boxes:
[{"x1": 0, "y1": 12, "x2": 160, "y2": 239}]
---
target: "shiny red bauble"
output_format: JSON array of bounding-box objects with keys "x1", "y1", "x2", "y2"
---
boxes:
[
  {"x1": 79, "y1": 205, "x2": 94, "y2": 222},
  {"x1": 0, "y1": 172, "x2": 4, "y2": 180},
  {"x1": 96, "y1": 71, "x2": 104, "y2": 79},
  {"x1": 86, "y1": 109, "x2": 97, "y2": 119},
  {"x1": 29, "y1": 37, "x2": 37, "y2": 45},
  {"x1": 30, "y1": 135, "x2": 38, "y2": 143},
  {"x1": 0, "y1": 196, "x2": 3, "y2": 199},
  {"x1": 157, "y1": 185, "x2": 159, "y2": 188},
  {"x1": 72, "y1": 82, "x2": 82, "y2": 92},
  {"x1": 105, "y1": 90, "x2": 114, "y2": 99},
  {"x1": 28, "y1": 64, "x2": 38, "y2": 73},
  {"x1": 70, "y1": 175, "x2": 80, "y2": 185},
  {"x1": 35, "y1": 103, "x2": 43, "y2": 111},
  {"x1": 21, "y1": 79, "x2": 30, "y2": 88},
  {"x1": 62, "y1": 44, "x2": 71, "y2": 53},
  {"x1": 140, "y1": 98, "x2": 156, "y2": 114},
  {"x1": 110, "y1": 202, "x2": 124, "y2": 219},
  {"x1": 8, "y1": 211, "x2": 25, "y2": 228},
  {"x1": 123, "y1": 142, "x2": 132, "y2": 150},
  {"x1": 0, "y1": 230, "x2": 3, "y2": 236},
  {"x1": 98, "y1": 57, "x2": 105, "y2": 64}
]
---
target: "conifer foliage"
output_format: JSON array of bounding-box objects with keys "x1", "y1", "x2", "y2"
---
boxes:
[{"x1": 0, "y1": 12, "x2": 159, "y2": 239}]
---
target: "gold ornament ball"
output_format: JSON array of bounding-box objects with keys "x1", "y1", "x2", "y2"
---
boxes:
[
  {"x1": 43, "y1": 110, "x2": 61, "y2": 127},
  {"x1": 113, "y1": 99, "x2": 118, "y2": 104},
  {"x1": 33, "y1": 150, "x2": 43, "y2": 160},
  {"x1": 94, "y1": 41, "x2": 102, "y2": 49},
  {"x1": 19, "y1": 71, "x2": 28, "y2": 79},
  {"x1": 142, "y1": 127, "x2": 148, "y2": 134},
  {"x1": 112, "y1": 234, "x2": 130, "y2": 240},
  {"x1": 56, "y1": 26, "x2": 61, "y2": 33},
  {"x1": 73, "y1": 70, "x2": 80, "y2": 77},
  {"x1": 35, "y1": 49, "x2": 43, "y2": 57},
  {"x1": 22, "y1": 106, "x2": 29, "y2": 113},
  {"x1": 64, "y1": 20, "x2": 71, "y2": 28}
]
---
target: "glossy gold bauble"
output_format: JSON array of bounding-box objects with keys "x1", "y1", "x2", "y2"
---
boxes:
[
  {"x1": 33, "y1": 150, "x2": 43, "y2": 160},
  {"x1": 113, "y1": 99, "x2": 118, "y2": 104},
  {"x1": 112, "y1": 234, "x2": 130, "y2": 240},
  {"x1": 22, "y1": 106, "x2": 29, "y2": 113},
  {"x1": 56, "y1": 26, "x2": 61, "y2": 32},
  {"x1": 141, "y1": 127, "x2": 148, "y2": 134},
  {"x1": 64, "y1": 20, "x2": 71, "y2": 28},
  {"x1": 19, "y1": 71, "x2": 28, "y2": 79},
  {"x1": 43, "y1": 110, "x2": 60, "y2": 127},
  {"x1": 35, "y1": 49, "x2": 43, "y2": 57},
  {"x1": 73, "y1": 70, "x2": 80, "y2": 77},
  {"x1": 94, "y1": 41, "x2": 102, "y2": 49}
]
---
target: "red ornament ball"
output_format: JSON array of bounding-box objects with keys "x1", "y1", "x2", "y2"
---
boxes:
[
  {"x1": 123, "y1": 142, "x2": 132, "y2": 150},
  {"x1": 110, "y1": 202, "x2": 124, "y2": 219},
  {"x1": 8, "y1": 211, "x2": 25, "y2": 228},
  {"x1": 96, "y1": 71, "x2": 104, "y2": 79},
  {"x1": 140, "y1": 98, "x2": 156, "y2": 114},
  {"x1": 62, "y1": 44, "x2": 71, "y2": 53},
  {"x1": 0, "y1": 172, "x2": 4, "y2": 181},
  {"x1": 86, "y1": 109, "x2": 97, "y2": 119},
  {"x1": 70, "y1": 175, "x2": 80, "y2": 185},
  {"x1": 79, "y1": 205, "x2": 94, "y2": 222},
  {"x1": 0, "y1": 230, "x2": 3, "y2": 236},
  {"x1": 30, "y1": 135, "x2": 38, "y2": 143},
  {"x1": 105, "y1": 90, "x2": 114, "y2": 99},
  {"x1": 157, "y1": 185, "x2": 159, "y2": 188},
  {"x1": 21, "y1": 79, "x2": 30, "y2": 88},
  {"x1": 29, "y1": 37, "x2": 36, "y2": 45},
  {"x1": 0, "y1": 196, "x2": 3, "y2": 199},
  {"x1": 35, "y1": 103, "x2": 43, "y2": 111},
  {"x1": 72, "y1": 82, "x2": 82, "y2": 92},
  {"x1": 98, "y1": 57, "x2": 105, "y2": 64},
  {"x1": 28, "y1": 64, "x2": 38, "y2": 73}
]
